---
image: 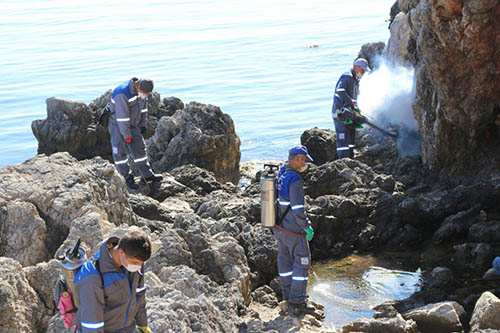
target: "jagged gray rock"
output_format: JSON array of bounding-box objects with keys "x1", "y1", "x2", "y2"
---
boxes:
[
  {"x1": 144, "y1": 269, "x2": 244, "y2": 332},
  {"x1": 0, "y1": 257, "x2": 45, "y2": 333},
  {"x1": 170, "y1": 164, "x2": 223, "y2": 195},
  {"x1": 342, "y1": 313, "x2": 418, "y2": 333},
  {"x1": 31, "y1": 96, "x2": 111, "y2": 160},
  {"x1": 148, "y1": 102, "x2": 241, "y2": 184},
  {"x1": 0, "y1": 198, "x2": 50, "y2": 266},
  {"x1": 399, "y1": 0, "x2": 500, "y2": 173},
  {"x1": 23, "y1": 259, "x2": 61, "y2": 312},
  {"x1": 0, "y1": 153, "x2": 133, "y2": 258},
  {"x1": 300, "y1": 127, "x2": 337, "y2": 165},
  {"x1": 402, "y1": 301, "x2": 465, "y2": 333},
  {"x1": 470, "y1": 291, "x2": 500, "y2": 331}
]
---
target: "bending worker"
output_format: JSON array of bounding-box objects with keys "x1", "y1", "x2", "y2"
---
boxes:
[
  {"x1": 274, "y1": 145, "x2": 315, "y2": 316},
  {"x1": 74, "y1": 230, "x2": 152, "y2": 333},
  {"x1": 331, "y1": 58, "x2": 370, "y2": 159},
  {"x1": 109, "y1": 77, "x2": 162, "y2": 190}
]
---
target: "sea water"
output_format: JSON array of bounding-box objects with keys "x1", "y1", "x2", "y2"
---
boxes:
[{"x1": 0, "y1": 0, "x2": 394, "y2": 167}]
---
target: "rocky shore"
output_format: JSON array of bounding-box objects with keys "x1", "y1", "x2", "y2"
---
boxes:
[{"x1": 2, "y1": 0, "x2": 500, "y2": 332}]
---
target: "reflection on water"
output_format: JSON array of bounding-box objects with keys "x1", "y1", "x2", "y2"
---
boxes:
[{"x1": 308, "y1": 254, "x2": 422, "y2": 329}]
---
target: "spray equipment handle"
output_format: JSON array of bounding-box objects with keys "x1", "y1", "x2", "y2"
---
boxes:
[
  {"x1": 262, "y1": 164, "x2": 279, "y2": 177},
  {"x1": 263, "y1": 164, "x2": 279, "y2": 171},
  {"x1": 67, "y1": 238, "x2": 81, "y2": 260}
]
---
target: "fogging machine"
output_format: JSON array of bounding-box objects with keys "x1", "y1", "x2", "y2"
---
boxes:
[{"x1": 339, "y1": 107, "x2": 398, "y2": 139}]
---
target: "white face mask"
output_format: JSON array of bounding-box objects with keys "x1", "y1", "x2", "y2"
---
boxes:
[
  {"x1": 125, "y1": 264, "x2": 142, "y2": 272},
  {"x1": 121, "y1": 253, "x2": 142, "y2": 272},
  {"x1": 298, "y1": 165, "x2": 307, "y2": 173},
  {"x1": 355, "y1": 71, "x2": 363, "y2": 80}
]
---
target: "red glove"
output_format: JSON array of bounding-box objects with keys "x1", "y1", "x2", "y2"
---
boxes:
[{"x1": 124, "y1": 137, "x2": 132, "y2": 144}]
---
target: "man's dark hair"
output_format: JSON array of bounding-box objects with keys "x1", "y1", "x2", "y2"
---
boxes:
[
  {"x1": 137, "y1": 78, "x2": 154, "y2": 93},
  {"x1": 118, "y1": 230, "x2": 152, "y2": 261}
]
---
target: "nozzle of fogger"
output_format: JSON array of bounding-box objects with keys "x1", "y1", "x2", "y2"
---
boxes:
[{"x1": 68, "y1": 238, "x2": 81, "y2": 259}]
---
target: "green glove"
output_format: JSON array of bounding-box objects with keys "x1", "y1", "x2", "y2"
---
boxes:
[
  {"x1": 138, "y1": 327, "x2": 152, "y2": 333},
  {"x1": 305, "y1": 226, "x2": 314, "y2": 242}
]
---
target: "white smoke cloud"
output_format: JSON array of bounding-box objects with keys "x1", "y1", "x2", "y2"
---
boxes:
[{"x1": 357, "y1": 57, "x2": 421, "y2": 157}]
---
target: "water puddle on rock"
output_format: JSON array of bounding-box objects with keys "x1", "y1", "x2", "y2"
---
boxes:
[{"x1": 308, "y1": 254, "x2": 422, "y2": 329}]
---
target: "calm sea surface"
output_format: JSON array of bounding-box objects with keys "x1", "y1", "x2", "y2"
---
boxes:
[{"x1": 0, "y1": 0, "x2": 393, "y2": 167}]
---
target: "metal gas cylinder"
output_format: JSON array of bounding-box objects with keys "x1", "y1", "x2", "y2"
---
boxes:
[{"x1": 260, "y1": 164, "x2": 279, "y2": 228}]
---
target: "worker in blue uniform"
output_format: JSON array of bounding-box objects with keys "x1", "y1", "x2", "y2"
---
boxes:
[
  {"x1": 108, "y1": 77, "x2": 162, "y2": 190},
  {"x1": 331, "y1": 58, "x2": 370, "y2": 159},
  {"x1": 273, "y1": 145, "x2": 315, "y2": 316}
]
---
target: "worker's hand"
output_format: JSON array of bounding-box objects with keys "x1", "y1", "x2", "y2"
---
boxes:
[
  {"x1": 138, "y1": 326, "x2": 152, "y2": 333},
  {"x1": 305, "y1": 226, "x2": 314, "y2": 242},
  {"x1": 124, "y1": 137, "x2": 132, "y2": 144},
  {"x1": 350, "y1": 100, "x2": 360, "y2": 111},
  {"x1": 141, "y1": 127, "x2": 147, "y2": 134}
]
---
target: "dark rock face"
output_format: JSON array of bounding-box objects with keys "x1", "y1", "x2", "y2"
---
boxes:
[
  {"x1": 148, "y1": 102, "x2": 241, "y2": 184},
  {"x1": 170, "y1": 164, "x2": 223, "y2": 195},
  {"x1": 31, "y1": 97, "x2": 111, "y2": 160},
  {"x1": 357, "y1": 42, "x2": 386, "y2": 69},
  {"x1": 389, "y1": 0, "x2": 500, "y2": 173},
  {"x1": 300, "y1": 127, "x2": 336, "y2": 165}
]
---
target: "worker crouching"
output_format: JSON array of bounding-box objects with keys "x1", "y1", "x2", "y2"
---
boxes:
[{"x1": 108, "y1": 77, "x2": 163, "y2": 190}]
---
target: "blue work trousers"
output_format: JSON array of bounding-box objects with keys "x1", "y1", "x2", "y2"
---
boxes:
[
  {"x1": 334, "y1": 120, "x2": 356, "y2": 159},
  {"x1": 108, "y1": 121, "x2": 153, "y2": 179},
  {"x1": 273, "y1": 228, "x2": 311, "y2": 305}
]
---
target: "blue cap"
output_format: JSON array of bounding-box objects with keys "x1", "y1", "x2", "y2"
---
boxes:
[
  {"x1": 289, "y1": 145, "x2": 313, "y2": 162},
  {"x1": 353, "y1": 58, "x2": 371, "y2": 72}
]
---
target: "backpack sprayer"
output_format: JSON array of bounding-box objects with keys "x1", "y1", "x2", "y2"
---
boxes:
[
  {"x1": 57, "y1": 238, "x2": 87, "y2": 308},
  {"x1": 339, "y1": 106, "x2": 398, "y2": 139},
  {"x1": 260, "y1": 164, "x2": 280, "y2": 228}
]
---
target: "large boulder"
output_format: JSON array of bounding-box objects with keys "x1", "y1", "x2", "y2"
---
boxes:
[
  {"x1": 357, "y1": 42, "x2": 386, "y2": 69},
  {"x1": 31, "y1": 96, "x2": 111, "y2": 160},
  {"x1": 0, "y1": 257, "x2": 45, "y2": 333},
  {"x1": 31, "y1": 92, "x2": 178, "y2": 161},
  {"x1": 470, "y1": 291, "x2": 500, "y2": 331},
  {"x1": 148, "y1": 102, "x2": 241, "y2": 184},
  {"x1": 144, "y1": 269, "x2": 244, "y2": 332},
  {"x1": 452, "y1": 243, "x2": 493, "y2": 273},
  {"x1": 304, "y1": 159, "x2": 377, "y2": 198},
  {"x1": 23, "y1": 259, "x2": 62, "y2": 313},
  {"x1": 0, "y1": 153, "x2": 134, "y2": 257},
  {"x1": 433, "y1": 204, "x2": 481, "y2": 244},
  {"x1": 300, "y1": 127, "x2": 337, "y2": 165},
  {"x1": 402, "y1": 301, "x2": 465, "y2": 333},
  {"x1": 0, "y1": 198, "x2": 50, "y2": 266},
  {"x1": 400, "y1": 0, "x2": 500, "y2": 173},
  {"x1": 342, "y1": 314, "x2": 418, "y2": 333},
  {"x1": 170, "y1": 164, "x2": 223, "y2": 195}
]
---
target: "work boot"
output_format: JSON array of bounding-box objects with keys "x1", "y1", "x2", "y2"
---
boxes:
[
  {"x1": 126, "y1": 175, "x2": 139, "y2": 190},
  {"x1": 288, "y1": 301, "x2": 317, "y2": 316},
  {"x1": 145, "y1": 174, "x2": 163, "y2": 182},
  {"x1": 279, "y1": 300, "x2": 289, "y2": 314}
]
